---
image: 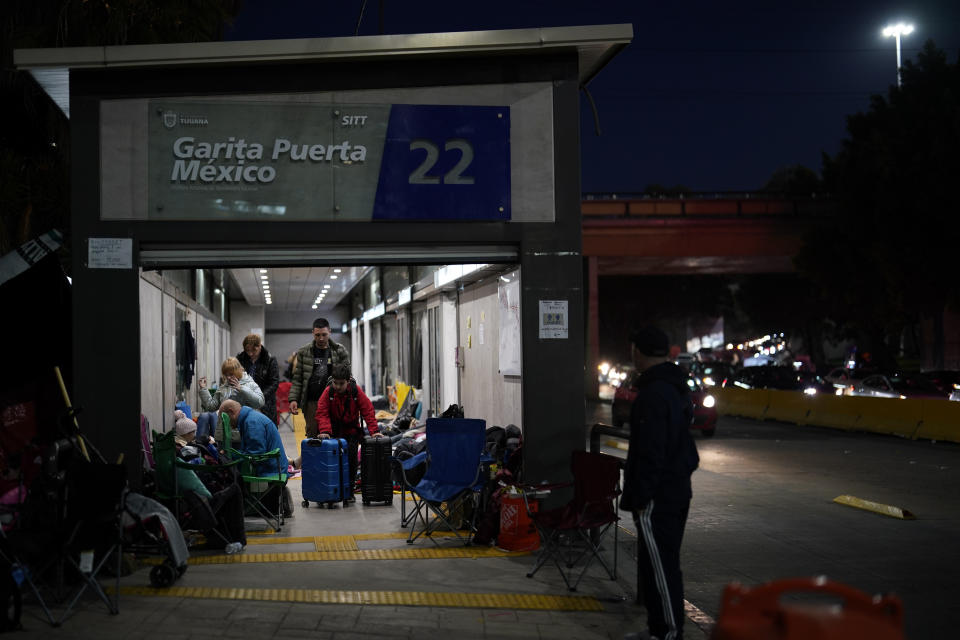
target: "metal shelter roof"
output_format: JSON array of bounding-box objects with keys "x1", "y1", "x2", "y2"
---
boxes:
[{"x1": 15, "y1": 24, "x2": 633, "y2": 119}]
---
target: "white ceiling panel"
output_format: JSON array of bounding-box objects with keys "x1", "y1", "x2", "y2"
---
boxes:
[{"x1": 229, "y1": 266, "x2": 371, "y2": 311}]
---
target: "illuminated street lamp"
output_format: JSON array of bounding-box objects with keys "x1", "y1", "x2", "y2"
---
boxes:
[{"x1": 882, "y1": 22, "x2": 914, "y2": 88}]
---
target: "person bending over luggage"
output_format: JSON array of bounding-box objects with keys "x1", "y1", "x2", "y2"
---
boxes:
[
  {"x1": 198, "y1": 357, "x2": 265, "y2": 434},
  {"x1": 313, "y1": 364, "x2": 382, "y2": 502},
  {"x1": 173, "y1": 413, "x2": 246, "y2": 553},
  {"x1": 218, "y1": 399, "x2": 288, "y2": 477}
]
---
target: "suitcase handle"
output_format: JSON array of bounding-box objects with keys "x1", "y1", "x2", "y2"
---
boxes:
[{"x1": 719, "y1": 577, "x2": 902, "y2": 624}]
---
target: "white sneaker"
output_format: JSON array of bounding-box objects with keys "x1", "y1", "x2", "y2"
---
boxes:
[{"x1": 224, "y1": 542, "x2": 244, "y2": 554}]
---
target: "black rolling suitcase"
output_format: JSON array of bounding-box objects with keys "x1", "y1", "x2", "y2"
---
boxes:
[{"x1": 360, "y1": 436, "x2": 393, "y2": 505}]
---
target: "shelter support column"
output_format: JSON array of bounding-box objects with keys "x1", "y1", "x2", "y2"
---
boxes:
[
  {"x1": 71, "y1": 94, "x2": 142, "y2": 484},
  {"x1": 521, "y1": 251, "x2": 585, "y2": 486}
]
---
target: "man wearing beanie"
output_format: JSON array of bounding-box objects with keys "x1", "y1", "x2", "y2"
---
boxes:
[{"x1": 621, "y1": 325, "x2": 699, "y2": 640}]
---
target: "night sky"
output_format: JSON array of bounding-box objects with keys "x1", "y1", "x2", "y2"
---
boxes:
[{"x1": 225, "y1": 1, "x2": 960, "y2": 193}]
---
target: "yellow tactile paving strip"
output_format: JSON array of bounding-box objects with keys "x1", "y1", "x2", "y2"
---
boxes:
[
  {"x1": 179, "y1": 546, "x2": 529, "y2": 564},
  {"x1": 245, "y1": 531, "x2": 459, "y2": 547},
  {"x1": 114, "y1": 586, "x2": 603, "y2": 611}
]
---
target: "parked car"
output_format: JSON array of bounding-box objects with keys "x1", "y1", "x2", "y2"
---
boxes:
[
  {"x1": 690, "y1": 362, "x2": 735, "y2": 388},
  {"x1": 723, "y1": 366, "x2": 832, "y2": 395},
  {"x1": 822, "y1": 367, "x2": 876, "y2": 393},
  {"x1": 674, "y1": 353, "x2": 696, "y2": 371},
  {"x1": 849, "y1": 373, "x2": 948, "y2": 400},
  {"x1": 612, "y1": 371, "x2": 718, "y2": 437},
  {"x1": 922, "y1": 370, "x2": 960, "y2": 397}
]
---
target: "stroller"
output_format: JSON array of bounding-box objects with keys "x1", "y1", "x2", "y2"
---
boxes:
[{"x1": 122, "y1": 492, "x2": 189, "y2": 588}]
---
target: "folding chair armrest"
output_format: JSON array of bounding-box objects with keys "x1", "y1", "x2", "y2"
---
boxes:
[
  {"x1": 394, "y1": 451, "x2": 429, "y2": 490},
  {"x1": 174, "y1": 458, "x2": 242, "y2": 472},
  {"x1": 228, "y1": 448, "x2": 286, "y2": 480},
  {"x1": 520, "y1": 481, "x2": 572, "y2": 493},
  {"x1": 399, "y1": 451, "x2": 428, "y2": 470},
  {"x1": 228, "y1": 447, "x2": 280, "y2": 461}
]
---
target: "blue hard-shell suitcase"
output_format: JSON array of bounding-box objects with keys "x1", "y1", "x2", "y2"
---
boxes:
[{"x1": 301, "y1": 437, "x2": 351, "y2": 508}]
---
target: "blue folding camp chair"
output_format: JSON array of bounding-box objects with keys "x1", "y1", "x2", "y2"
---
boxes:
[{"x1": 398, "y1": 418, "x2": 487, "y2": 546}]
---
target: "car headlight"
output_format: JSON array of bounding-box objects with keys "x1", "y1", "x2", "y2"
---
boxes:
[
  {"x1": 835, "y1": 388, "x2": 844, "y2": 396},
  {"x1": 803, "y1": 387, "x2": 817, "y2": 396},
  {"x1": 702, "y1": 395, "x2": 716, "y2": 408},
  {"x1": 703, "y1": 376, "x2": 715, "y2": 387}
]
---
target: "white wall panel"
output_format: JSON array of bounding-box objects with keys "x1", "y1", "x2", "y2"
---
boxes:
[
  {"x1": 458, "y1": 277, "x2": 522, "y2": 429},
  {"x1": 139, "y1": 276, "x2": 163, "y2": 434},
  {"x1": 440, "y1": 293, "x2": 459, "y2": 411}
]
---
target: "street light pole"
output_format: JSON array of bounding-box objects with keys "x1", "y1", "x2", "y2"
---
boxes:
[{"x1": 882, "y1": 23, "x2": 914, "y2": 88}]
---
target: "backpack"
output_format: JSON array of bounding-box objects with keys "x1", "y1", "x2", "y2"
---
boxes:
[
  {"x1": 484, "y1": 426, "x2": 507, "y2": 463},
  {"x1": 503, "y1": 424, "x2": 523, "y2": 479},
  {"x1": 441, "y1": 404, "x2": 464, "y2": 419}
]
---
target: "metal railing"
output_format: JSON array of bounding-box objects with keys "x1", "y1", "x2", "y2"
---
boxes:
[{"x1": 588, "y1": 422, "x2": 630, "y2": 454}]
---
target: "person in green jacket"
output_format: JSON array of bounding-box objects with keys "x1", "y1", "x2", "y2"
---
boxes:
[{"x1": 288, "y1": 318, "x2": 350, "y2": 438}]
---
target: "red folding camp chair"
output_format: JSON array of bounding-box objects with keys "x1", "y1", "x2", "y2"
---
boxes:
[
  {"x1": 276, "y1": 382, "x2": 293, "y2": 432},
  {"x1": 523, "y1": 450, "x2": 621, "y2": 591}
]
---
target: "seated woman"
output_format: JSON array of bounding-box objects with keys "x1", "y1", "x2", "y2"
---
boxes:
[
  {"x1": 173, "y1": 412, "x2": 246, "y2": 553},
  {"x1": 198, "y1": 357, "x2": 264, "y2": 446}
]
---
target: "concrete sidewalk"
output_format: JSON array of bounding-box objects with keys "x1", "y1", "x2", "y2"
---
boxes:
[{"x1": 10, "y1": 421, "x2": 711, "y2": 639}]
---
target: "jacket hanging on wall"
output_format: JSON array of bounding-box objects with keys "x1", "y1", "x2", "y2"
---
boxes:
[{"x1": 182, "y1": 320, "x2": 196, "y2": 389}]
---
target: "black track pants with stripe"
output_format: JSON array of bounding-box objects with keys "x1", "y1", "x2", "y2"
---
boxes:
[{"x1": 634, "y1": 500, "x2": 690, "y2": 640}]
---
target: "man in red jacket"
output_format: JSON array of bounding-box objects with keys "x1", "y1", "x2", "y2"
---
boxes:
[{"x1": 315, "y1": 363, "x2": 382, "y2": 501}]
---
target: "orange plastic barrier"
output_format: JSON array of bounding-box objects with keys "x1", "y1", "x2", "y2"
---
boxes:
[
  {"x1": 711, "y1": 577, "x2": 903, "y2": 640},
  {"x1": 497, "y1": 494, "x2": 539, "y2": 552}
]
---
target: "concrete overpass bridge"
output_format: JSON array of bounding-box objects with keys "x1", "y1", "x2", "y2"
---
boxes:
[
  {"x1": 581, "y1": 193, "x2": 833, "y2": 275},
  {"x1": 581, "y1": 194, "x2": 836, "y2": 391}
]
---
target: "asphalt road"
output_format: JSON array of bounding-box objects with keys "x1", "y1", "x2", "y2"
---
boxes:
[{"x1": 589, "y1": 403, "x2": 960, "y2": 639}]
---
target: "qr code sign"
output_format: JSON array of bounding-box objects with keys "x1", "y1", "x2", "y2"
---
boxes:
[{"x1": 538, "y1": 300, "x2": 568, "y2": 339}]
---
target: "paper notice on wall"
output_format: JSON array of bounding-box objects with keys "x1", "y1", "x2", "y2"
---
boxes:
[
  {"x1": 498, "y1": 271, "x2": 521, "y2": 376},
  {"x1": 88, "y1": 237, "x2": 133, "y2": 269},
  {"x1": 538, "y1": 300, "x2": 568, "y2": 339},
  {"x1": 479, "y1": 323, "x2": 485, "y2": 345}
]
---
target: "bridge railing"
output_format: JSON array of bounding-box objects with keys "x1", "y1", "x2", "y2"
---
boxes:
[{"x1": 582, "y1": 193, "x2": 836, "y2": 218}]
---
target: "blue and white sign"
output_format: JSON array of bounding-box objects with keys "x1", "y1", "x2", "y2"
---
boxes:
[
  {"x1": 147, "y1": 101, "x2": 510, "y2": 221},
  {"x1": 372, "y1": 105, "x2": 509, "y2": 220}
]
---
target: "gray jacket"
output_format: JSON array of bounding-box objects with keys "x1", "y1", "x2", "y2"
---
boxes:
[{"x1": 199, "y1": 372, "x2": 265, "y2": 412}]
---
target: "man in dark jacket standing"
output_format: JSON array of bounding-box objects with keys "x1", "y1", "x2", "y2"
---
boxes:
[
  {"x1": 237, "y1": 334, "x2": 280, "y2": 425},
  {"x1": 288, "y1": 318, "x2": 351, "y2": 438},
  {"x1": 621, "y1": 325, "x2": 699, "y2": 640}
]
